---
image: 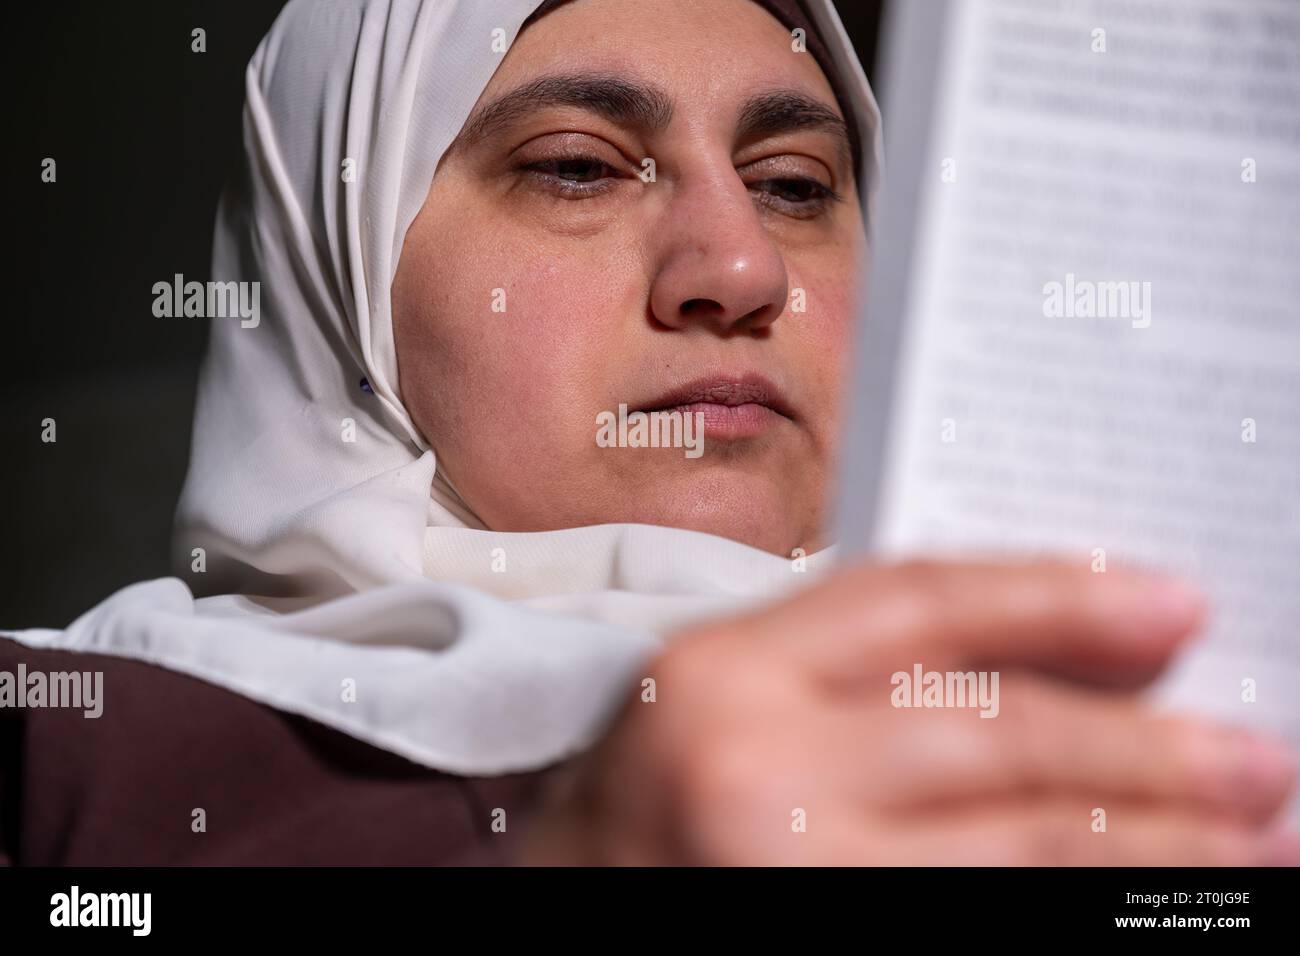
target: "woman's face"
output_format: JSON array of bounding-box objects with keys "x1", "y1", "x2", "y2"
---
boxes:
[{"x1": 393, "y1": 0, "x2": 864, "y2": 555}]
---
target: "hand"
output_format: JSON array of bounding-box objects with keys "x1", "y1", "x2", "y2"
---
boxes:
[{"x1": 517, "y1": 560, "x2": 1299, "y2": 865}]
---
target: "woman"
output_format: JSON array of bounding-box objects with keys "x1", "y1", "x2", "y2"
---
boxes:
[{"x1": 2, "y1": 0, "x2": 1295, "y2": 865}]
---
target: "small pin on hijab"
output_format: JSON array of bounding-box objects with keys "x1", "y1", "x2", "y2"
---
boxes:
[{"x1": 359, "y1": 377, "x2": 374, "y2": 394}]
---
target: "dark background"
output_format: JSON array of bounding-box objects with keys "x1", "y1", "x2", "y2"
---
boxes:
[{"x1": 1, "y1": 0, "x2": 884, "y2": 627}]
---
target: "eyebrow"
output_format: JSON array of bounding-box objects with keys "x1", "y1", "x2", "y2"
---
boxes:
[
  {"x1": 455, "y1": 72, "x2": 675, "y2": 149},
  {"x1": 735, "y1": 89, "x2": 854, "y2": 172},
  {"x1": 453, "y1": 71, "x2": 855, "y2": 173}
]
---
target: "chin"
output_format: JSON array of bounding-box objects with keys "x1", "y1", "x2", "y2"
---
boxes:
[
  {"x1": 616, "y1": 475, "x2": 822, "y2": 557},
  {"x1": 669, "y1": 513, "x2": 802, "y2": 556},
  {"x1": 475, "y1": 454, "x2": 827, "y2": 555}
]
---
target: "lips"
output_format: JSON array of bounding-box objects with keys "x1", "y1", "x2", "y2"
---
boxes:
[{"x1": 637, "y1": 374, "x2": 794, "y2": 438}]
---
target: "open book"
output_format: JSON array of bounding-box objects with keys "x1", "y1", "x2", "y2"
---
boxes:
[{"x1": 836, "y1": 0, "x2": 1300, "y2": 813}]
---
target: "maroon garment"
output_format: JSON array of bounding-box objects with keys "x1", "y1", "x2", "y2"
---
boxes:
[{"x1": 0, "y1": 639, "x2": 558, "y2": 865}]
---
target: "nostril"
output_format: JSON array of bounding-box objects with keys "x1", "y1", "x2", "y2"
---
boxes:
[
  {"x1": 739, "y1": 302, "x2": 781, "y2": 328},
  {"x1": 680, "y1": 298, "x2": 721, "y2": 316}
]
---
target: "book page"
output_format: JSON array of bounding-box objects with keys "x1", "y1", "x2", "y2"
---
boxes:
[{"x1": 866, "y1": 0, "x2": 1300, "y2": 808}]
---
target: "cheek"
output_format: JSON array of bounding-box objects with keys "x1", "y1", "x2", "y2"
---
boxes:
[
  {"x1": 789, "y1": 244, "x2": 860, "y2": 391},
  {"x1": 397, "y1": 209, "x2": 642, "y2": 467},
  {"x1": 803, "y1": 233, "x2": 860, "y2": 338}
]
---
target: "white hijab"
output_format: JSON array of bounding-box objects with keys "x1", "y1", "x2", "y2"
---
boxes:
[{"x1": 4, "y1": 0, "x2": 881, "y2": 774}]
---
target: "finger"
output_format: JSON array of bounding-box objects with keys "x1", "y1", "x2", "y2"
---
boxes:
[
  {"x1": 848, "y1": 676, "x2": 1297, "y2": 823},
  {"x1": 875, "y1": 796, "x2": 1296, "y2": 866},
  {"x1": 750, "y1": 559, "x2": 1206, "y2": 687}
]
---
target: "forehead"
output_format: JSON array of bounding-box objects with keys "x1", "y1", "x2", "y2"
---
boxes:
[{"x1": 482, "y1": 0, "x2": 841, "y2": 118}]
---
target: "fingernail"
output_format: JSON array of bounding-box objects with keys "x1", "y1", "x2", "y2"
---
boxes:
[
  {"x1": 1239, "y1": 732, "x2": 1298, "y2": 788},
  {"x1": 1147, "y1": 575, "x2": 1206, "y2": 625},
  {"x1": 1221, "y1": 730, "x2": 1298, "y2": 812},
  {"x1": 1111, "y1": 574, "x2": 1206, "y2": 645}
]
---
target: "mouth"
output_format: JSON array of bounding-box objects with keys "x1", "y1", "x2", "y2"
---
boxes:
[{"x1": 636, "y1": 373, "x2": 794, "y2": 439}]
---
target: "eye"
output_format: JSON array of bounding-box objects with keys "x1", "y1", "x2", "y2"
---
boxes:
[
  {"x1": 749, "y1": 177, "x2": 840, "y2": 218},
  {"x1": 522, "y1": 155, "x2": 621, "y2": 197}
]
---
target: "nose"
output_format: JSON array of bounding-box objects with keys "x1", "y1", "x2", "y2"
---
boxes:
[{"x1": 648, "y1": 171, "x2": 789, "y2": 335}]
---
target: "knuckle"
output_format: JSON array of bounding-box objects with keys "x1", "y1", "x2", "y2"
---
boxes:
[
  {"x1": 674, "y1": 734, "x2": 766, "y2": 821},
  {"x1": 985, "y1": 677, "x2": 1036, "y2": 758},
  {"x1": 654, "y1": 628, "x2": 735, "y2": 692},
  {"x1": 887, "y1": 558, "x2": 951, "y2": 597}
]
